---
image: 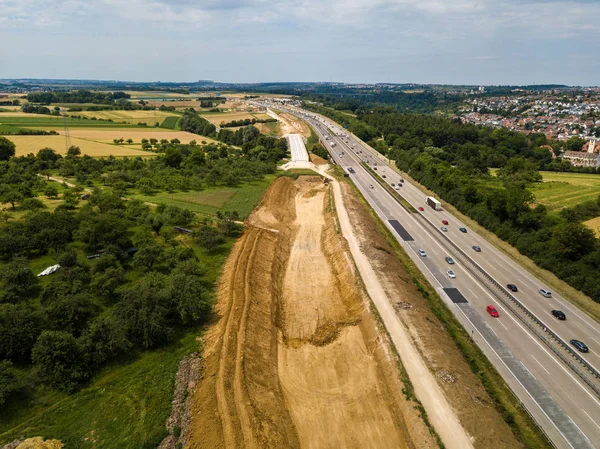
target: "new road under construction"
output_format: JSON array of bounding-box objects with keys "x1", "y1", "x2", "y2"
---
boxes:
[{"x1": 185, "y1": 166, "x2": 529, "y2": 448}]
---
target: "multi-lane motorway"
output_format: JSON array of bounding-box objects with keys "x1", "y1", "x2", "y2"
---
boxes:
[{"x1": 277, "y1": 105, "x2": 600, "y2": 449}]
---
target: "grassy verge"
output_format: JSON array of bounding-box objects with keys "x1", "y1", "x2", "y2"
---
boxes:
[{"x1": 343, "y1": 178, "x2": 553, "y2": 449}]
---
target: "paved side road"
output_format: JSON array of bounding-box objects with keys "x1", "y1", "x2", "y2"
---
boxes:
[{"x1": 323, "y1": 169, "x2": 475, "y2": 449}]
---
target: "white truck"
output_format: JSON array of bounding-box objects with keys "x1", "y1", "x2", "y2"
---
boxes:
[{"x1": 426, "y1": 196, "x2": 442, "y2": 211}]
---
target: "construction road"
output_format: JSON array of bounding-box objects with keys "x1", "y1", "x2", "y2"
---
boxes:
[
  {"x1": 276, "y1": 105, "x2": 600, "y2": 449},
  {"x1": 287, "y1": 134, "x2": 310, "y2": 162}
]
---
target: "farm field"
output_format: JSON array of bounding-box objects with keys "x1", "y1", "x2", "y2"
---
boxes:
[
  {"x1": 0, "y1": 113, "x2": 139, "y2": 128},
  {"x1": 530, "y1": 171, "x2": 600, "y2": 211},
  {"x1": 66, "y1": 129, "x2": 218, "y2": 144},
  {"x1": 130, "y1": 175, "x2": 276, "y2": 218},
  {"x1": 7, "y1": 135, "x2": 154, "y2": 157},
  {"x1": 200, "y1": 111, "x2": 272, "y2": 126},
  {"x1": 67, "y1": 110, "x2": 180, "y2": 126}
]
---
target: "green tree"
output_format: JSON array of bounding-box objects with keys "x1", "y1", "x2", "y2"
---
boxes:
[
  {"x1": 62, "y1": 190, "x2": 79, "y2": 209},
  {"x1": 46, "y1": 293, "x2": 100, "y2": 336},
  {"x1": 45, "y1": 185, "x2": 59, "y2": 199},
  {"x1": 22, "y1": 197, "x2": 46, "y2": 211},
  {"x1": 169, "y1": 273, "x2": 210, "y2": 324},
  {"x1": 2, "y1": 189, "x2": 24, "y2": 209},
  {"x1": 31, "y1": 330, "x2": 90, "y2": 392},
  {"x1": 0, "y1": 360, "x2": 21, "y2": 405},
  {"x1": 194, "y1": 225, "x2": 224, "y2": 251},
  {"x1": 0, "y1": 136, "x2": 16, "y2": 161},
  {"x1": 133, "y1": 241, "x2": 164, "y2": 270},
  {"x1": 66, "y1": 145, "x2": 81, "y2": 158},
  {"x1": 0, "y1": 210, "x2": 12, "y2": 223},
  {"x1": 552, "y1": 221, "x2": 597, "y2": 261},
  {"x1": 0, "y1": 303, "x2": 41, "y2": 360},
  {"x1": 81, "y1": 316, "x2": 131, "y2": 368},
  {"x1": 116, "y1": 273, "x2": 172, "y2": 348},
  {"x1": 90, "y1": 266, "x2": 126, "y2": 302},
  {"x1": 1, "y1": 256, "x2": 37, "y2": 303}
]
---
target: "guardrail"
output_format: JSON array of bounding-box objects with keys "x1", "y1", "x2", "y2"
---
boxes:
[
  {"x1": 355, "y1": 156, "x2": 600, "y2": 397},
  {"x1": 299, "y1": 109, "x2": 600, "y2": 396},
  {"x1": 417, "y1": 212, "x2": 600, "y2": 395}
]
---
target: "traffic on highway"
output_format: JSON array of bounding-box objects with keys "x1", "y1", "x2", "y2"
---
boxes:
[{"x1": 277, "y1": 105, "x2": 600, "y2": 449}]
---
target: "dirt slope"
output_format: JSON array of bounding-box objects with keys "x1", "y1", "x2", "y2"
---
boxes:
[
  {"x1": 186, "y1": 177, "x2": 432, "y2": 449},
  {"x1": 339, "y1": 182, "x2": 525, "y2": 449}
]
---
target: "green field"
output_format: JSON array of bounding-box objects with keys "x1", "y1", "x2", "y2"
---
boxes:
[
  {"x1": 160, "y1": 116, "x2": 180, "y2": 129},
  {"x1": 131, "y1": 176, "x2": 275, "y2": 218},
  {"x1": 530, "y1": 171, "x2": 600, "y2": 211},
  {"x1": 0, "y1": 116, "x2": 141, "y2": 128}
]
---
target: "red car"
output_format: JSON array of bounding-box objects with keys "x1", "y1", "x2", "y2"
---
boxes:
[
  {"x1": 486, "y1": 305, "x2": 499, "y2": 318},
  {"x1": 418, "y1": 207, "x2": 425, "y2": 211},
  {"x1": 442, "y1": 220, "x2": 449, "y2": 225}
]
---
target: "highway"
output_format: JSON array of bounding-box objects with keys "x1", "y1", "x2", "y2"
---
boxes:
[{"x1": 277, "y1": 105, "x2": 600, "y2": 449}]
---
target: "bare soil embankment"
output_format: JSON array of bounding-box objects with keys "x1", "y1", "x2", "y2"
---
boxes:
[
  {"x1": 340, "y1": 182, "x2": 526, "y2": 449},
  {"x1": 186, "y1": 176, "x2": 433, "y2": 449}
]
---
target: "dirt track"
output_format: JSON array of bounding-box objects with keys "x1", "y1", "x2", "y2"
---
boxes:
[{"x1": 187, "y1": 177, "x2": 432, "y2": 449}]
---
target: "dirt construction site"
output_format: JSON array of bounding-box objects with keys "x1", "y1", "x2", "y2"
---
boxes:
[{"x1": 184, "y1": 175, "x2": 525, "y2": 449}]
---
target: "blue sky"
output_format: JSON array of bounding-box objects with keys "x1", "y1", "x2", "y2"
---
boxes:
[{"x1": 1, "y1": 0, "x2": 599, "y2": 85}]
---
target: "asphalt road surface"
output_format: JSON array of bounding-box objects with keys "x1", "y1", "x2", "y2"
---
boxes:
[{"x1": 279, "y1": 106, "x2": 600, "y2": 449}]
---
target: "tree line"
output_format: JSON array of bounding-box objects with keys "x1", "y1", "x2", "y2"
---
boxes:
[{"x1": 27, "y1": 90, "x2": 131, "y2": 105}]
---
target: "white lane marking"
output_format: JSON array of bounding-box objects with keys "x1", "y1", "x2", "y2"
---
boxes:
[
  {"x1": 455, "y1": 307, "x2": 577, "y2": 449},
  {"x1": 497, "y1": 319, "x2": 508, "y2": 331},
  {"x1": 467, "y1": 276, "x2": 600, "y2": 408},
  {"x1": 532, "y1": 355, "x2": 551, "y2": 375},
  {"x1": 583, "y1": 411, "x2": 600, "y2": 431}
]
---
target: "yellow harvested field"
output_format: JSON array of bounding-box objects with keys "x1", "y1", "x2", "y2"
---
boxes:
[
  {"x1": 202, "y1": 111, "x2": 269, "y2": 125},
  {"x1": 7, "y1": 135, "x2": 155, "y2": 157},
  {"x1": 0, "y1": 112, "x2": 63, "y2": 118},
  {"x1": 68, "y1": 110, "x2": 179, "y2": 125},
  {"x1": 124, "y1": 91, "x2": 198, "y2": 99},
  {"x1": 583, "y1": 216, "x2": 600, "y2": 238},
  {"x1": 65, "y1": 129, "x2": 219, "y2": 144}
]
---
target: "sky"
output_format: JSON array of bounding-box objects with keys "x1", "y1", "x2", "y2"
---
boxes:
[{"x1": 1, "y1": 0, "x2": 599, "y2": 85}]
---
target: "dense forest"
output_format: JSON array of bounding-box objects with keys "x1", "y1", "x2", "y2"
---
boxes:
[
  {"x1": 27, "y1": 90, "x2": 131, "y2": 104},
  {"x1": 0, "y1": 137, "x2": 282, "y2": 406},
  {"x1": 306, "y1": 105, "x2": 600, "y2": 303}
]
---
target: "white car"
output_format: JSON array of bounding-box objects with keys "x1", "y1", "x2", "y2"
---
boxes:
[
  {"x1": 447, "y1": 270, "x2": 456, "y2": 279},
  {"x1": 369, "y1": 185, "x2": 374, "y2": 189},
  {"x1": 418, "y1": 249, "x2": 427, "y2": 257}
]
